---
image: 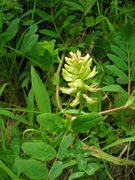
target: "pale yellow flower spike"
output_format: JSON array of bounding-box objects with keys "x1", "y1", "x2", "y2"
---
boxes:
[{"x1": 60, "y1": 50, "x2": 100, "y2": 107}]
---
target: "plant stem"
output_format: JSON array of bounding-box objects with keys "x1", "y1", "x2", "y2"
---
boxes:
[{"x1": 127, "y1": 43, "x2": 131, "y2": 97}]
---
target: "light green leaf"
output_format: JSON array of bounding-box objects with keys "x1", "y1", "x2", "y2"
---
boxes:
[
  {"x1": 37, "y1": 113, "x2": 62, "y2": 131},
  {"x1": 72, "y1": 113, "x2": 103, "y2": 133},
  {"x1": 22, "y1": 142, "x2": 56, "y2": 161},
  {"x1": 49, "y1": 161, "x2": 63, "y2": 180},
  {"x1": 31, "y1": 66, "x2": 51, "y2": 113},
  {"x1": 14, "y1": 158, "x2": 48, "y2": 180},
  {"x1": 64, "y1": 1, "x2": 84, "y2": 12},
  {"x1": 85, "y1": 163, "x2": 99, "y2": 175},
  {"x1": 58, "y1": 134, "x2": 73, "y2": 160},
  {"x1": 110, "y1": 45, "x2": 127, "y2": 61},
  {"x1": 101, "y1": 84, "x2": 128, "y2": 99},
  {"x1": 69, "y1": 172, "x2": 84, "y2": 180}
]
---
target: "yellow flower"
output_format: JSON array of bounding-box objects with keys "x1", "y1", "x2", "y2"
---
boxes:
[{"x1": 60, "y1": 50, "x2": 100, "y2": 107}]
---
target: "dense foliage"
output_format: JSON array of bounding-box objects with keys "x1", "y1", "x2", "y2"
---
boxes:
[{"x1": 0, "y1": 0, "x2": 135, "y2": 179}]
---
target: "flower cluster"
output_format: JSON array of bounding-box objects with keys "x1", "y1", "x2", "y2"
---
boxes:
[{"x1": 60, "y1": 50, "x2": 100, "y2": 107}]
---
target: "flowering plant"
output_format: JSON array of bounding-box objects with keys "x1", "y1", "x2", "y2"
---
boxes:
[{"x1": 60, "y1": 50, "x2": 100, "y2": 107}]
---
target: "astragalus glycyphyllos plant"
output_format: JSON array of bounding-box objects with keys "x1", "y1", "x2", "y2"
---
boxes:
[{"x1": 60, "y1": 50, "x2": 100, "y2": 107}]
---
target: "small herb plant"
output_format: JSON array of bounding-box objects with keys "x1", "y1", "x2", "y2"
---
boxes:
[{"x1": 1, "y1": 0, "x2": 135, "y2": 179}]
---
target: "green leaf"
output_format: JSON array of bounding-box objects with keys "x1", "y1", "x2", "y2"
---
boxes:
[
  {"x1": 105, "y1": 65, "x2": 128, "y2": 82},
  {"x1": 20, "y1": 24, "x2": 38, "y2": 58},
  {"x1": 77, "y1": 155, "x2": 87, "y2": 171},
  {"x1": 0, "y1": 83, "x2": 8, "y2": 97},
  {"x1": 72, "y1": 113, "x2": 103, "y2": 133},
  {"x1": 14, "y1": 158, "x2": 48, "y2": 180},
  {"x1": 35, "y1": 8, "x2": 51, "y2": 22},
  {"x1": 110, "y1": 45, "x2": 127, "y2": 61},
  {"x1": 69, "y1": 172, "x2": 84, "y2": 180},
  {"x1": 85, "y1": 163, "x2": 99, "y2": 175},
  {"x1": 37, "y1": 113, "x2": 62, "y2": 131},
  {"x1": 64, "y1": 1, "x2": 84, "y2": 12},
  {"x1": 0, "y1": 18, "x2": 20, "y2": 45},
  {"x1": 31, "y1": 66, "x2": 51, "y2": 113},
  {"x1": 0, "y1": 108, "x2": 28, "y2": 124},
  {"x1": 85, "y1": 0, "x2": 96, "y2": 14},
  {"x1": 85, "y1": 16, "x2": 95, "y2": 27},
  {"x1": 101, "y1": 85, "x2": 128, "y2": 99},
  {"x1": 58, "y1": 134, "x2": 73, "y2": 160},
  {"x1": 39, "y1": 29, "x2": 58, "y2": 38},
  {"x1": 49, "y1": 161, "x2": 63, "y2": 180},
  {"x1": 27, "y1": 88, "x2": 34, "y2": 126},
  {"x1": 22, "y1": 142, "x2": 56, "y2": 161},
  {"x1": 107, "y1": 53, "x2": 128, "y2": 71}
]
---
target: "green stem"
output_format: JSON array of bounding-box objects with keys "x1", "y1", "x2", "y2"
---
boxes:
[
  {"x1": 31, "y1": 0, "x2": 37, "y2": 24},
  {"x1": 0, "y1": 160, "x2": 19, "y2": 179}
]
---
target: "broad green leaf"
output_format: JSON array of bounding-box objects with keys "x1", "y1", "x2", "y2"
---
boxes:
[
  {"x1": 72, "y1": 113, "x2": 103, "y2": 133},
  {"x1": 101, "y1": 85, "x2": 128, "y2": 99},
  {"x1": 22, "y1": 142, "x2": 56, "y2": 161},
  {"x1": 0, "y1": 18, "x2": 20, "y2": 45},
  {"x1": 85, "y1": 163, "x2": 99, "y2": 175},
  {"x1": 31, "y1": 66, "x2": 51, "y2": 113},
  {"x1": 49, "y1": 161, "x2": 63, "y2": 180},
  {"x1": 14, "y1": 158, "x2": 48, "y2": 180},
  {"x1": 107, "y1": 53, "x2": 128, "y2": 71},
  {"x1": 39, "y1": 29, "x2": 58, "y2": 38},
  {"x1": 0, "y1": 108, "x2": 28, "y2": 124},
  {"x1": 58, "y1": 134, "x2": 73, "y2": 160},
  {"x1": 69, "y1": 172, "x2": 84, "y2": 180},
  {"x1": 37, "y1": 113, "x2": 62, "y2": 131},
  {"x1": 20, "y1": 24, "x2": 38, "y2": 58}
]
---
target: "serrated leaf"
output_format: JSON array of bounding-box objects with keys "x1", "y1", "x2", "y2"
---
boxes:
[
  {"x1": 49, "y1": 161, "x2": 63, "y2": 180},
  {"x1": 37, "y1": 113, "x2": 62, "y2": 131},
  {"x1": 58, "y1": 134, "x2": 73, "y2": 160},
  {"x1": 31, "y1": 66, "x2": 51, "y2": 113},
  {"x1": 22, "y1": 142, "x2": 56, "y2": 161},
  {"x1": 14, "y1": 158, "x2": 48, "y2": 180},
  {"x1": 72, "y1": 113, "x2": 103, "y2": 133}
]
